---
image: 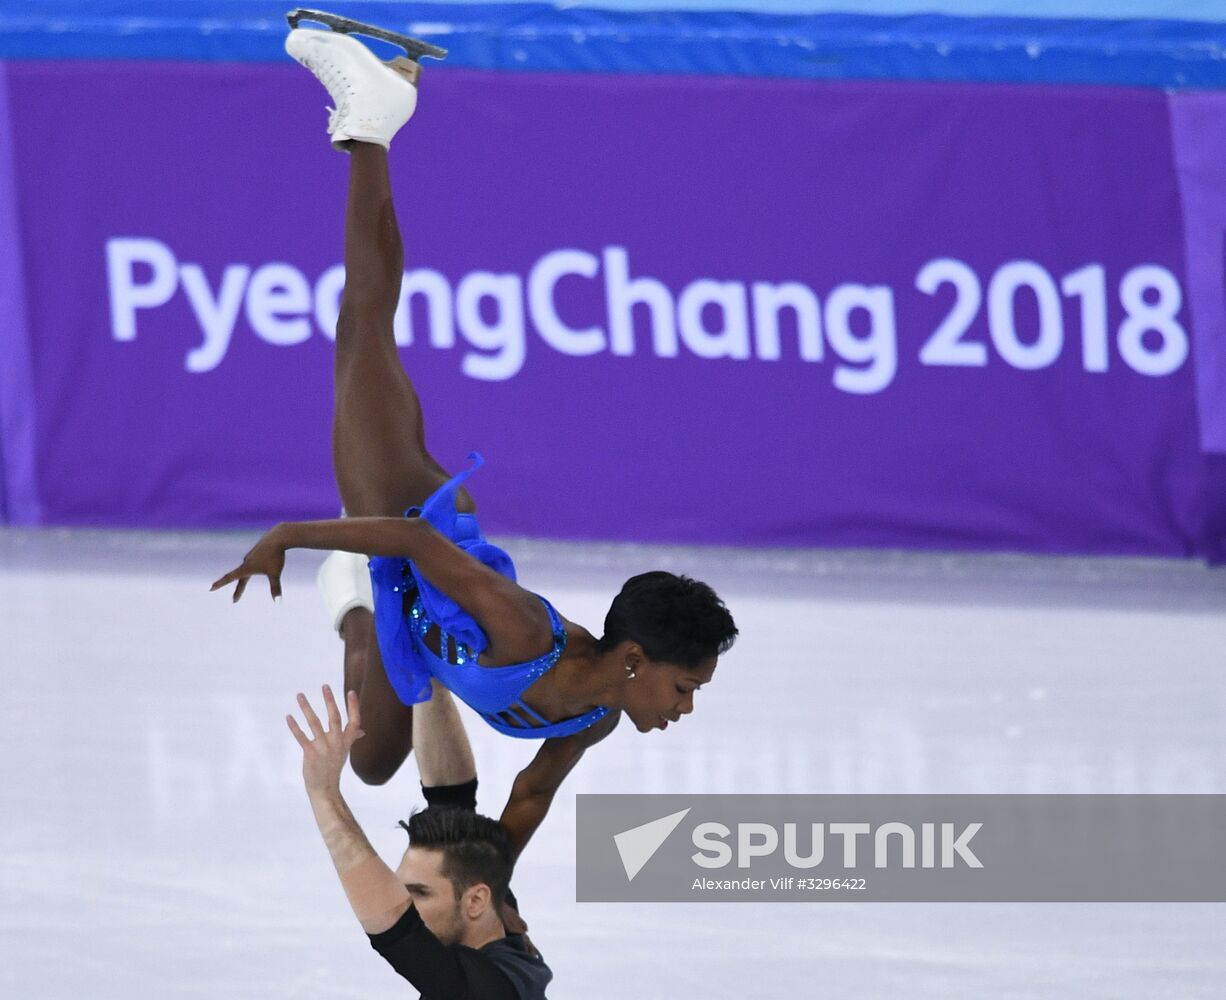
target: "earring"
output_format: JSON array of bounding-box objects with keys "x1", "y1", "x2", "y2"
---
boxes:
[{"x1": 626, "y1": 665, "x2": 636, "y2": 679}]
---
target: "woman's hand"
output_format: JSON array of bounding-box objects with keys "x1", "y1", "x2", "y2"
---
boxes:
[
  {"x1": 210, "y1": 525, "x2": 288, "y2": 602},
  {"x1": 498, "y1": 896, "x2": 530, "y2": 936}
]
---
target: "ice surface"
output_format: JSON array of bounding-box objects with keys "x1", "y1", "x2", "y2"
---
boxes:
[{"x1": 1, "y1": 528, "x2": 1223, "y2": 998}]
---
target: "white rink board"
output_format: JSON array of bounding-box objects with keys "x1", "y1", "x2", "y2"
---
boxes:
[{"x1": 1, "y1": 529, "x2": 1224, "y2": 998}]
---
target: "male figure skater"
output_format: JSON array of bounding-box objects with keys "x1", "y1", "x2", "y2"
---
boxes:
[{"x1": 288, "y1": 680, "x2": 551, "y2": 998}]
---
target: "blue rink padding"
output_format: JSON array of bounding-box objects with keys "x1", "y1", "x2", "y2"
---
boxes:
[{"x1": 1, "y1": 2, "x2": 1226, "y2": 87}]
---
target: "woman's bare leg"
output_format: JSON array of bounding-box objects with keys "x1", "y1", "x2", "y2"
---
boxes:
[
  {"x1": 332, "y1": 140, "x2": 471, "y2": 783},
  {"x1": 337, "y1": 609, "x2": 406, "y2": 784}
]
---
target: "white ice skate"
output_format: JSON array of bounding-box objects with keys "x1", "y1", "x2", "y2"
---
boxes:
[
  {"x1": 285, "y1": 25, "x2": 423, "y2": 151},
  {"x1": 317, "y1": 548, "x2": 374, "y2": 635}
]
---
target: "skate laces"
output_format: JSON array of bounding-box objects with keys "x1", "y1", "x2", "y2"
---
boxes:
[
  {"x1": 299, "y1": 50, "x2": 352, "y2": 130},
  {"x1": 327, "y1": 102, "x2": 349, "y2": 133}
]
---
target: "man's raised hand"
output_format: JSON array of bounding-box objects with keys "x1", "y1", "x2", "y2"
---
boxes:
[{"x1": 287, "y1": 686, "x2": 365, "y2": 795}]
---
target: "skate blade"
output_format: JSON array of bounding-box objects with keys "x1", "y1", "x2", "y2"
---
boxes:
[{"x1": 286, "y1": 8, "x2": 448, "y2": 62}]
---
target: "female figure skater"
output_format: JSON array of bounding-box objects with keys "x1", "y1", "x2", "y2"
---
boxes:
[{"x1": 212, "y1": 23, "x2": 737, "y2": 854}]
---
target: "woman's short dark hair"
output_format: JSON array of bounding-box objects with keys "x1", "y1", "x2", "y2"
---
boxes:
[
  {"x1": 595, "y1": 571, "x2": 737, "y2": 667},
  {"x1": 400, "y1": 808, "x2": 513, "y2": 905}
]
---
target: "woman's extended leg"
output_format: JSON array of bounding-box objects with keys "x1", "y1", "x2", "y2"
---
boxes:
[
  {"x1": 333, "y1": 141, "x2": 463, "y2": 518},
  {"x1": 331, "y1": 140, "x2": 471, "y2": 783}
]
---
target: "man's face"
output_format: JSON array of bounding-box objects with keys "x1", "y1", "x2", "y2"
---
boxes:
[{"x1": 396, "y1": 846, "x2": 465, "y2": 946}]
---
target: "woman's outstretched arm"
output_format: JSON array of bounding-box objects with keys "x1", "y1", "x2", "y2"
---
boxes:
[
  {"x1": 210, "y1": 517, "x2": 428, "y2": 601},
  {"x1": 211, "y1": 518, "x2": 552, "y2": 662},
  {"x1": 498, "y1": 712, "x2": 621, "y2": 859}
]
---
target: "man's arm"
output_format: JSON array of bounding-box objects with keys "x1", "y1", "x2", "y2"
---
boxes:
[
  {"x1": 413, "y1": 678, "x2": 477, "y2": 788},
  {"x1": 287, "y1": 686, "x2": 410, "y2": 934},
  {"x1": 413, "y1": 679, "x2": 538, "y2": 943},
  {"x1": 498, "y1": 712, "x2": 621, "y2": 859},
  {"x1": 289, "y1": 688, "x2": 522, "y2": 999}
]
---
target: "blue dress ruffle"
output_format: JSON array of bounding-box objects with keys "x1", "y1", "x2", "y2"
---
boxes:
[
  {"x1": 369, "y1": 453, "x2": 512, "y2": 704},
  {"x1": 367, "y1": 453, "x2": 610, "y2": 739}
]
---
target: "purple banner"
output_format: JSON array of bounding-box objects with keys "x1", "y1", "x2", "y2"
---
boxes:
[
  {"x1": 1170, "y1": 90, "x2": 1226, "y2": 457},
  {"x1": 0, "y1": 63, "x2": 40, "y2": 524},
  {"x1": 3, "y1": 61, "x2": 1220, "y2": 558}
]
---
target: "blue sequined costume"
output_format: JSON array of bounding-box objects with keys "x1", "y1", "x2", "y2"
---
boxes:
[{"x1": 368, "y1": 454, "x2": 610, "y2": 739}]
